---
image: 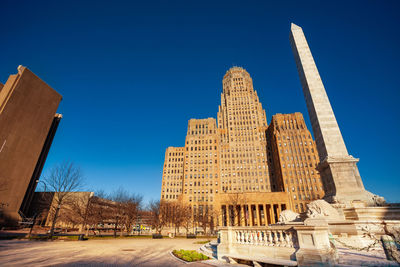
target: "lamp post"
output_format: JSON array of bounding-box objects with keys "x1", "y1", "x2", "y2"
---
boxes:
[
  {"x1": 28, "y1": 180, "x2": 47, "y2": 238},
  {"x1": 36, "y1": 180, "x2": 47, "y2": 192}
]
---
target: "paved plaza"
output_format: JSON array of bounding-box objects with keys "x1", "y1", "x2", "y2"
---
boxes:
[{"x1": 0, "y1": 238, "x2": 216, "y2": 267}]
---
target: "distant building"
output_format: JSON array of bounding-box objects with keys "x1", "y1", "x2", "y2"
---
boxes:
[
  {"x1": 161, "y1": 67, "x2": 325, "y2": 228},
  {"x1": 28, "y1": 191, "x2": 94, "y2": 230},
  {"x1": 266, "y1": 113, "x2": 324, "y2": 213},
  {"x1": 0, "y1": 66, "x2": 62, "y2": 222}
]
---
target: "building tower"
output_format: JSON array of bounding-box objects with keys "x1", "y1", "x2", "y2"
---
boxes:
[
  {"x1": 161, "y1": 66, "x2": 327, "y2": 228},
  {"x1": 0, "y1": 66, "x2": 62, "y2": 221},
  {"x1": 217, "y1": 67, "x2": 270, "y2": 193},
  {"x1": 266, "y1": 113, "x2": 324, "y2": 213},
  {"x1": 289, "y1": 23, "x2": 378, "y2": 205},
  {"x1": 160, "y1": 147, "x2": 185, "y2": 201}
]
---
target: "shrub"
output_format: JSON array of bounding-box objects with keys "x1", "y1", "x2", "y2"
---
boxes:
[
  {"x1": 194, "y1": 240, "x2": 210, "y2": 244},
  {"x1": 172, "y1": 249, "x2": 209, "y2": 262}
]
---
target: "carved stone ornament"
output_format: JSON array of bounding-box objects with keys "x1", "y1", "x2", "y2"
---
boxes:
[
  {"x1": 306, "y1": 200, "x2": 341, "y2": 219},
  {"x1": 278, "y1": 209, "x2": 301, "y2": 223}
]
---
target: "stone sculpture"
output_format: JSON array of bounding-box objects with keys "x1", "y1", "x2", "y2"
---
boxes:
[
  {"x1": 278, "y1": 210, "x2": 300, "y2": 223},
  {"x1": 306, "y1": 200, "x2": 341, "y2": 219}
]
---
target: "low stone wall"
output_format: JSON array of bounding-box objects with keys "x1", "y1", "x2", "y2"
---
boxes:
[{"x1": 218, "y1": 225, "x2": 298, "y2": 261}]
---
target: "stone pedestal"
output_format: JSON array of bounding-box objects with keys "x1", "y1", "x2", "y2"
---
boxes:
[
  {"x1": 317, "y1": 156, "x2": 375, "y2": 206},
  {"x1": 294, "y1": 224, "x2": 336, "y2": 266},
  {"x1": 343, "y1": 205, "x2": 400, "y2": 221}
]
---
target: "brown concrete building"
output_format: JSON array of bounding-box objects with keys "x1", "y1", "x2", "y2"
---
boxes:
[
  {"x1": 0, "y1": 66, "x2": 62, "y2": 222},
  {"x1": 266, "y1": 113, "x2": 324, "y2": 213},
  {"x1": 160, "y1": 67, "x2": 323, "y2": 228}
]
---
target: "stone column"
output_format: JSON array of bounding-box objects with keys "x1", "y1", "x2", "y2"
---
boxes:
[
  {"x1": 270, "y1": 204, "x2": 275, "y2": 224},
  {"x1": 241, "y1": 205, "x2": 245, "y2": 226},
  {"x1": 289, "y1": 23, "x2": 375, "y2": 206},
  {"x1": 249, "y1": 205, "x2": 254, "y2": 226},
  {"x1": 235, "y1": 205, "x2": 239, "y2": 226},
  {"x1": 277, "y1": 204, "x2": 282, "y2": 222},
  {"x1": 255, "y1": 204, "x2": 260, "y2": 226},
  {"x1": 263, "y1": 204, "x2": 268, "y2": 226}
]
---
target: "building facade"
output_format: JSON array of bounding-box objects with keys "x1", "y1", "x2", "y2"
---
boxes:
[
  {"x1": 266, "y1": 113, "x2": 324, "y2": 213},
  {"x1": 0, "y1": 66, "x2": 62, "y2": 222},
  {"x1": 217, "y1": 67, "x2": 269, "y2": 193},
  {"x1": 160, "y1": 67, "x2": 323, "y2": 228},
  {"x1": 161, "y1": 146, "x2": 185, "y2": 201}
]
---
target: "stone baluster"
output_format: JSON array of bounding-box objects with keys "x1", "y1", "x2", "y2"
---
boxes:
[
  {"x1": 267, "y1": 231, "x2": 273, "y2": 246},
  {"x1": 278, "y1": 230, "x2": 283, "y2": 246},
  {"x1": 281, "y1": 231, "x2": 287, "y2": 247},
  {"x1": 285, "y1": 231, "x2": 292, "y2": 247},
  {"x1": 262, "y1": 231, "x2": 267, "y2": 246},
  {"x1": 273, "y1": 231, "x2": 279, "y2": 246},
  {"x1": 255, "y1": 230, "x2": 259, "y2": 245}
]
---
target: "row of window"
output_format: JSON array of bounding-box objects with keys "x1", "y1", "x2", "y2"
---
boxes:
[
  {"x1": 188, "y1": 130, "x2": 216, "y2": 135},
  {"x1": 168, "y1": 152, "x2": 184, "y2": 156}
]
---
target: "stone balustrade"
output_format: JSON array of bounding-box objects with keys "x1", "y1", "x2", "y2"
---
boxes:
[
  {"x1": 218, "y1": 223, "x2": 333, "y2": 266},
  {"x1": 232, "y1": 226, "x2": 297, "y2": 248}
]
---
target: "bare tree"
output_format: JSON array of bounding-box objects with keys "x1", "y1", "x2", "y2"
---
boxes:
[
  {"x1": 148, "y1": 200, "x2": 168, "y2": 234},
  {"x1": 169, "y1": 201, "x2": 193, "y2": 235},
  {"x1": 43, "y1": 162, "x2": 84, "y2": 237},
  {"x1": 87, "y1": 192, "x2": 115, "y2": 235},
  {"x1": 195, "y1": 205, "x2": 214, "y2": 235},
  {"x1": 122, "y1": 193, "x2": 143, "y2": 235},
  {"x1": 109, "y1": 188, "x2": 129, "y2": 237},
  {"x1": 224, "y1": 193, "x2": 247, "y2": 226},
  {"x1": 180, "y1": 204, "x2": 193, "y2": 234},
  {"x1": 58, "y1": 192, "x2": 94, "y2": 234}
]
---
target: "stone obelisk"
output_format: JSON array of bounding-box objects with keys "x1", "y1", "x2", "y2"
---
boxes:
[{"x1": 289, "y1": 23, "x2": 378, "y2": 206}]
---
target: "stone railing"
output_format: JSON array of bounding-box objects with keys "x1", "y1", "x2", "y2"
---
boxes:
[
  {"x1": 232, "y1": 226, "x2": 297, "y2": 248},
  {"x1": 218, "y1": 223, "x2": 333, "y2": 265}
]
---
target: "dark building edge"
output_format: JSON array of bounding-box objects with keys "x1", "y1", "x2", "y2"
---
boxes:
[{"x1": 20, "y1": 114, "x2": 62, "y2": 217}]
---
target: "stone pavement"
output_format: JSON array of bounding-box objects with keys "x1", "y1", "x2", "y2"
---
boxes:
[{"x1": 0, "y1": 238, "x2": 216, "y2": 267}]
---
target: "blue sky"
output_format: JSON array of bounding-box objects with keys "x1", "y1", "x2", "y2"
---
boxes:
[{"x1": 1, "y1": 0, "x2": 399, "y2": 203}]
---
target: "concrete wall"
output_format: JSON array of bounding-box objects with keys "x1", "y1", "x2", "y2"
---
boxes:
[{"x1": 0, "y1": 66, "x2": 62, "y2": 221}]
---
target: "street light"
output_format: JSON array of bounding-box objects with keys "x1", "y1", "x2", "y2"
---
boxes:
[{"x1": 36, "y1": 180, "x2": 47, "y2": 192}]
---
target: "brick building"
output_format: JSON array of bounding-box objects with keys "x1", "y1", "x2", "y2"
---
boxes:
[
  {"x1": 160, "y1": 67, "x2": 323, "y2": 227},
  {"x1": 266, "y1": 113, "x2": 324, "y2": 213}
]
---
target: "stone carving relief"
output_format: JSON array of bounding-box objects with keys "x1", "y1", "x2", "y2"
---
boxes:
[
  {"x1": 383, "y1": 225, "x2": 400, "y2": 263},
  {"x1": 368, "y1": 192, "x2": 386, "y2": 207},
  {"x1": 278, "y1": 210, "x2": 300, "y2": 223},
  {"x1": 306, "y1": 200, "x2": 341, "y2": 219}
]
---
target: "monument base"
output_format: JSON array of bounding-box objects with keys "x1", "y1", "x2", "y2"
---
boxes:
[
  {"x1": 318, "y1": 156, "x2": 385, "y2": 207},
  {"x1": 295, "y1": 248, "x2": 336, "y2": 266},
  {"x1": 344, "y1": 204, "x2": 400, "y2": 221}
]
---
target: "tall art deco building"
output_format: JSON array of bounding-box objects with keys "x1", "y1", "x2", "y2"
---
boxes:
[
  {"x1": 161, "y1": 67, "x2": 324, "y2": 227},
  {"x1": 266, "y1": 113, "x2": 324, "y2": 213}
]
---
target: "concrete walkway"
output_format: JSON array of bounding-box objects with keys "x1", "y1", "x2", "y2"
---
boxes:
[{"x1": 0, "y1": 238, "x2": 214, "y2": 266}]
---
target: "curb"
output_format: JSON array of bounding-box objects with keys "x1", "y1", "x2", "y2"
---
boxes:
[{"x1": 169, "y1": 251, "x2": 195, "y2": 265}]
